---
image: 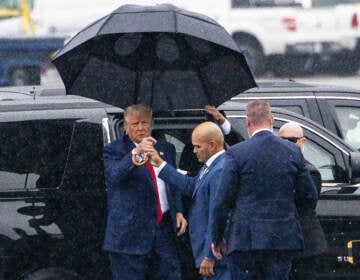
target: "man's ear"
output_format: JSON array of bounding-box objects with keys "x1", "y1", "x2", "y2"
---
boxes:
[
  {"x1": 270, "y1": 115, "x2": 274, "y2": 126},
  {"x1": 124, "y1": 122, "x2": 128, "y2": 134},
  {"x1": 208, "y1": 139, "x2": 217, "y2": 150},
  {"x1": 246, "y1": 116, "x2": 251, "y2": 128}
]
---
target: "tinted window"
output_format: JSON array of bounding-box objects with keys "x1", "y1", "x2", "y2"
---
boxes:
[
  {"x1": 0, "y1": 120, "x2": 73, "y2": 190},
  {"x1": 272, "y1": 127, "x2": 336, "y2": 181},
  {"x1": 62, "y1": 121, "x2": 105, "y2": 190},
  {"x1": 335, "y1": 107, "x2": 360, "y2": 151},
  {"x1": 302, "y1": 138, "x2": 336, "y2": 181}
]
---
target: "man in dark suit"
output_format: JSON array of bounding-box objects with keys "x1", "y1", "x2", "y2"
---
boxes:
[
  {"x1": 278, "y1": 122, "x2": 327, "y2": 280},
  {"x1": 149, "y1": 121, "x2": 231, "y2": 280},
  {"x1": 211, "y1": 100, "x2": 318, "y2": 279},
  {"x1": 102, "y1": 104, "x2": 187, "y2": 280}
]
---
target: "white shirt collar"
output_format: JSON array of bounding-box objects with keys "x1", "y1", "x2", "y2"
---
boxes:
[
  {"x1": 205, "y1": 150, "x2": 225, "y2": 167},
  {"x1": 252, "y1": 128, "x2": 272, "y2": 137}
]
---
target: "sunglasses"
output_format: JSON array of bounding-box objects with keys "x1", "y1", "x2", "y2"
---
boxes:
[{"x1": 280, "y1": 136, "x2": 303, "y2": 143}]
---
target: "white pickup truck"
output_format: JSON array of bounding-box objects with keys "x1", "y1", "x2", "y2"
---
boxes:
[
  {"x1": 177, "y1": 0, "x2": 359, "y2": 76},
  {"x1": 0, "y1": 0, "x2": 358, "y2": 76}
]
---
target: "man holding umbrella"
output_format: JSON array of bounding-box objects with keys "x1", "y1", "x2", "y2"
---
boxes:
[{"x1": 102, "y1": 104, "x2": 187, "y2": 280}]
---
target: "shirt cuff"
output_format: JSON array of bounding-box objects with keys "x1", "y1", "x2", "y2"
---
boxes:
[
  {"x1": 220, "y1": 119, "x2": 231, "y2": 135},
  {"x1": 158, "y1": 161, "x2": 167, "y2": 171}
]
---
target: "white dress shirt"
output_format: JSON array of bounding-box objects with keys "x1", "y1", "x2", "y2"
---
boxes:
[{"x1": 132, "y1": 142, "x2": 169, "y2": 213}]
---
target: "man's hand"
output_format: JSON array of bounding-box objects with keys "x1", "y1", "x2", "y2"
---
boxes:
[
  {"x1": 204, "y1": 105, "x2": 226, "y2": 124},
  {"x1": 211, "y1": 240, "x2": 226, "y2": 260},
  {"x1": 199, "y1": 258, "x2": 215, "y2": 278},
  {"x1": 176, "y1": 213, "x2": 187, "y2": 236},
  {"x1": 148, "y1": 149, "x2": 164, "y2": 167},
  {"x1": 134, "y1": 137, "x2": 157, "y2": 155}
]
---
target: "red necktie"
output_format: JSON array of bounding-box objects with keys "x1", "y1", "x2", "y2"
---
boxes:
[{"x1": 146, "y1": 163, "x2": 163, "y2": 224}]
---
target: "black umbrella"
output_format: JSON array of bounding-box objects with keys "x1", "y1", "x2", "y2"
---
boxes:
[{"x1": 52, "y1": 3, "x2": 256, "y2": 111}]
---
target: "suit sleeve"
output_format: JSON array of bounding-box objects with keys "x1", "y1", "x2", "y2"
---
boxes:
[
  {"x1": 159, "y1": 163, "x2": 197, "y2": 198},
  {"x1": 211, "y1": 152, "x2": 239, "y2": 245},
  {"x1": 165, "y1": 143, "x2": 184, "y2": 213},
  {"x1": 103, "y1": 142, "x2": 135, "y2": 188},
  {"x1": 204, "y1": 168, "x2": 223, "y2": 260}
]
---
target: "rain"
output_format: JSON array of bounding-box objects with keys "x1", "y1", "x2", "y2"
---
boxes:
[{"x1": 1, "y1": 0, "x2": 360, "y2": 279}]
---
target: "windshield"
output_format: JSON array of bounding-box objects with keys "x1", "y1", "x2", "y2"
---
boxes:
[{"x1": 335, "y1": 107, "x2": 360, "y2": 151}]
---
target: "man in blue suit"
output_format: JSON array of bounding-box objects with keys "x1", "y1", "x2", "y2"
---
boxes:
[
  {"x1": 150, "y1": 121, "x2": 231, "y2": 280},
  {"x1": 103, "y1": 104, "x2": 187, "y2": 280},
  {"x1": 211, "y1": 100, "x2": 318, "y2": 279}
]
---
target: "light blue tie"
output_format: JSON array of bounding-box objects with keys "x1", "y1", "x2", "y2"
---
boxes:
[{"x1": 198, "y1": 164, "x2": 208, "y2": 180}]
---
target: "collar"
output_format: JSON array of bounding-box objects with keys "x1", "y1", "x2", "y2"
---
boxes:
[
  {"x1": 205, "y1": 150, "x2": 225, "y2": 167},
  {"x1": 252, "y1": 128, "x2": 272, "y2": 137}
]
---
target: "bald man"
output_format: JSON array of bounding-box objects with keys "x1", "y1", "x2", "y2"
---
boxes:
[
  {"x1": 279, "y1": 122, "x2": 327, "y2": 280},
  {"x1": 150, "y1": 122, "x2": 231, "y2": 280}
]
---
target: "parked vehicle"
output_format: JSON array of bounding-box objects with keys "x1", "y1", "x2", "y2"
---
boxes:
[
  {"x1": 1, "y1": 0, "x2": 358, "y2": 76},
  {"x1": 297, "y1": 0, "x2": 360, "y2": 73},
  {"x1": 231, "y1": 80, "x2": 360, "y2": 151},
  {"x1": 0, "y1": 36, "x2": 65, "y2": 86},
  {"x1": 0, "y1": 85, "x2": 359, "y2": 279},
  {"x1": 172, "y1": 0, "x2": 359, "y2": 75}
]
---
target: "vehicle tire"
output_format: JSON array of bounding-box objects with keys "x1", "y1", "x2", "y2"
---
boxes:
[
  {"x1": 21, "y1": 267, "x2": 79, "y2": 280},
  {"x1": 10, "y1": 67, "x2": 40, "y2": 86},
  {"x1": 234, "y1": 38, "x2": 265, "y2": 77}
]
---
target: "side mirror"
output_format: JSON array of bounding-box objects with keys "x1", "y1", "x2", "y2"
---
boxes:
[{"x1": 349, "y1": 152, "x2": 360, "y2": 184}]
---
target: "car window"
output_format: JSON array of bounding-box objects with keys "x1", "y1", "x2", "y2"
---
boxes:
[
  {"x1": 61, "y1": 121, "x2": 105, "y2": 190},
  {"x1": 0, "y1": 120, "x2": 73, "y2": 191},
  {"x1": 272, "y1": 127, "x2": 337, "y2": 181},
  {"x1": 335, "y1": 107, "x2": 360, "y2": 151}
]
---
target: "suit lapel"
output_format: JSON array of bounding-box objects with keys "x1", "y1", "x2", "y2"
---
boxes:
[{"x1": 192, "y1": 153, "x2": 225, "y2": 198}]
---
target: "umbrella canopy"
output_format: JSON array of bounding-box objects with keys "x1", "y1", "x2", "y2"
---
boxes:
[{"x1": 53, "y1": 4, "x2": 257, "y2": 111}]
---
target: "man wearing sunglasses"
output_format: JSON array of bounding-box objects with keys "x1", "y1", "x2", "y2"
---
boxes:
[{"x1": 278, "y1": 122, "x2": 327, "y2": 280}]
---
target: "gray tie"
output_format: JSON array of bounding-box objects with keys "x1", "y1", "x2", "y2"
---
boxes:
[{"x1": 198, "y1": 164, "x2": 208, "y2": 180}]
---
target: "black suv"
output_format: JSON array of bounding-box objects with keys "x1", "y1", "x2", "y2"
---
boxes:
[
  {"x1": 231, "y1": 80, "x2": 360, "y2": 152},
  {"x1": 0, "y1": 85, "x2": 359, "y2": 279}
]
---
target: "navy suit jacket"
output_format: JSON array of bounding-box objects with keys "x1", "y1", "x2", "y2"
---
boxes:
[
  {"x1": 211, "y1": 130, "x2": 318, "y2": 255},
  {"x1": 159, "y1": 152, "x2": 225, "y2": 268},
  {"x1": 102, "y1": 135, "x2": 182, "y2": 255}
]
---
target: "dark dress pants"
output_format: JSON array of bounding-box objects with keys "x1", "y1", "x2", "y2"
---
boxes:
[
  {"x1": 228, "y1": 250, "x2": 294, "y2": 280},
  {"x1": 109, "y1": 212, "x2": 181, "y2": 280}
]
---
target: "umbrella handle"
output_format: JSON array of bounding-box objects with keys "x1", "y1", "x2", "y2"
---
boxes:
[{"x1": 132, "y1": 152, "x2": 149, "y2": 166}]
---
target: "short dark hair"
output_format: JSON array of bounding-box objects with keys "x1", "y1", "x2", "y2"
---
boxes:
[{"x1": 246, "y1": 100, "x2": 272, "y2": 125}]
